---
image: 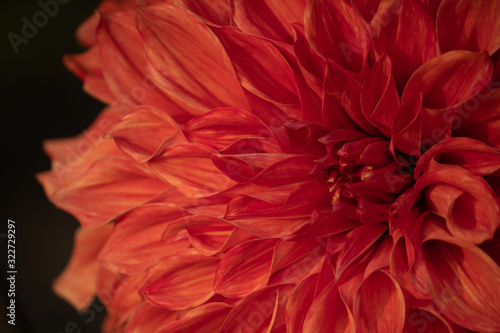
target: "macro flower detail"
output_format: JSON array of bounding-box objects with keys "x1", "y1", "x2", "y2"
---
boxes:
[{"x1": 38, "y1": 0, "x2": 500, "y2": 332}]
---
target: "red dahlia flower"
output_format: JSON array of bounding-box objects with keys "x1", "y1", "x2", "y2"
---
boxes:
[{"x1": 38, "y1": 0, "x2": 500, "y2": 332}]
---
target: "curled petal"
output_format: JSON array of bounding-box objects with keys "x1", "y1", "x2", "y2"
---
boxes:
[
  {"x1": 415, "y1": 165, "x2": 500, "y2": 243},
  {"x1": 415, "y1": 137, "x2": 500, "y2": 177}
]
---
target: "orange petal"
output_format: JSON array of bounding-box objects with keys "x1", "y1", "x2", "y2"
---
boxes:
[
  {"x1": 175, "y1": 0, "x2": 230, "y2": 26},
  {"x1": 63, "y1": 46, "x2": 115, "y2": 104},
  {"x1": 162, "y1": 214, "x2": 255, "y2": 256},
  {"x1": 124, "y1": 301, "x2": 177, "y2": 333},
  {"x1": 158, "y1": 303, "x2": 232, "y2": 333},
  {"x1": 232, "y1": 0, "x2": 307, "y2": 44},
  {"x1": 184, "y1": 107, "x2": 274, "y2": 150},
  {"x1": 212, "y1": 26, "x2": 299, "y2": 105},
  {"x1": 50, "y1": 157, "x2": 167, "y2": 227},
  {"x1": 109, "y1": 106, "x2": 186, "y2": 161},
  {"x1": 53, "y1": 225, "x2": 112, "y2": 311},
  {"x1": 97, "y1": 268, "x2": 145, "y2": 327},
  {"x1": 214, "y1": 238, "x2": 278, "y2": 298},
  {"x1": 97, "y1": 10, "x2": 197, "y2": 122},
  {"x1": 149, "y1": 143, "x2": 237, "y2": 198},
  {"x1": 140, "y1": 249, "x2": 219, "y2": 310},
  {"x1": 220, "y1": 284, "x2": 294, "y2": 333},
  {"x1": 136, "y1": 3, "x2": 248, "y2": 111},
  {"x1": 98, "y1": 203, "x2": 190, "y2": 274}
]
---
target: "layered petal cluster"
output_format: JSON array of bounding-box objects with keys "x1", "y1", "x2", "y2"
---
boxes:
[{"x1": 38, "y1": 0, "x2": 500, "y2": 332}]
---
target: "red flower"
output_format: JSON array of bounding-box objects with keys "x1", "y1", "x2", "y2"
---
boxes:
[{"x1": 38, "y1": 0, "x2": 500, "y2": 332}]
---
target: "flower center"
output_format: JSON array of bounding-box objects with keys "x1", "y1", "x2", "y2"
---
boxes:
[{"x1": 314, "y1": 131, "x2": 414, "y2": 224}]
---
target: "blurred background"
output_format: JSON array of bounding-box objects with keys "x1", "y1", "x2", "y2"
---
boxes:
[{"x1": 1, "y1": 1, "x2": 106, "y2": 332}]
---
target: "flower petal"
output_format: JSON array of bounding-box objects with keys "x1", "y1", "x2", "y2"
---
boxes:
[
  {"x1": 220, "y1": 284, "x2": 294, "y2": 333},
  {"x1": 361, "y1": 54, "x2": 400, "y2": 136},
  {"x1": 371, "y1": 0, "x2": 437, "y2": 91},
  {"x1": 303, "y1": 280, "x2": 356, "y2": 333},
  {"x1": 232, "y1": 0, "x2": 307, "y2": 43},
  {"x1": 109, "y1": 106, "x2": 186, "y2": 162},
  {"x1": 184, "y1": 107, "x2": 274, "y2": 150},
  {"x1": 98, "y1": 203, "x2": 190, "y2": 274},
  {"x1": 136, "y1": 3, "x2": 248, "y2": 111},
  {"x1": 175, "y1": 0, "x2": 230, "y2": 26},
  {"x1": 304, "y1": 0, "x2": 369, "y2": 73},
  {"x1": 335, "y1": 223, "x2": 388, "y2": 278},
  {"x1": 212, "y1": 26, "x2": 299, "y2": 105},
  {"x1": 162, "y1": 214, "x2": 255, "y2": 256},
  {"x1": 415, "y1": 137, "x2": 500, "y2": 177},
  {"x1": 50, "y1": 157, "x2": 167, "y2": 227},
  {"x1": 419, "y1": 239, "x2": 500, "y2": 332},
  {"x1": 97, "y1": 9, "x2": 197, "y2": 122},
  {"x1": 158, "y1": 303, "x2": 232, "y2": 333},
  {"x1": 63, "y1": 46, "x2": 115, "y2": 104},
  {"x1": 140, "y1": 249, "x2": 219, "y2": 310},
  {"x1": 53, "y1": 225, "x2": 112, "y2": 311},
  {"x1": 415, "y1": 165, "x2": 500, "y2": 243},
  {"x1": 354, "y1": 270, "x2": 406, "y2": 333},
  {"x1": 402, "y1": 50, "x2": 493, "y2": 109},
  {"x1": 214, "y1": 238, "x2": 278, "y2": 298},
  {"x1": 437, "y1": 0, "x2": 500, "y2": 55},
  {"x1": 285, "y1": 274, "x2": 318, "y2": 333},
  {"x1": 149, "y1": 143, "x2": 237, "y2": 198},
  {"x1": 124, "y1": 301, "x2": 176, "y2": 333}
]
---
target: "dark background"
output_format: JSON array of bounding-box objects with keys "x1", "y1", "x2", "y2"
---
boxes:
[{"x1": 1, "y1": 1, "x2": 107, "y2": 332}]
